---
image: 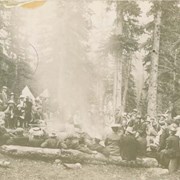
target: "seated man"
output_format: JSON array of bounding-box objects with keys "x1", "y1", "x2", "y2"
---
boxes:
[
  {"x1": 159, "y1": 123, "x2": 180, "y2": 171},
  {"x1": 28, "y1": 127, "x2": 47, "y2": 140},
  {"x1": 136, "y1": 130, "x2": 147, "y2": 157},
  {"x1": 120, "y1": 127, "x2": 138, "y2": 161},
  {"x1": 88, "y1": 137, "x2": 110, "y2": 157},
  {"x1": 64, "y1": 134, "x2": 80, "y2": 149},
  {"x1": 6, "y1": 128, "x2": 29, "y2": 146},
  {"x1": 41, "y1": 132, "x2": 59, "y2": 148},
  {"x1": 105, "y1": 124, "x2": 121, "y2": 156},
  {"x1": 28, "y1": 127, "x2": 46, "y2": 147},
  {"x1": 64, "y1": 128, "x2": 95, "y2": 154},
  {"x1": 0, "y1": 121, "x2": 11, "y2": 145}
]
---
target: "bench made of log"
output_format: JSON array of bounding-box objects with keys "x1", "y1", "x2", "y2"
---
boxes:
[{"x1": 0, "y1": 145, "x2": 158, "y2": 168}]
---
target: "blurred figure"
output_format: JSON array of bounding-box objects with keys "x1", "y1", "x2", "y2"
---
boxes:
[
  {"x1": 41, "y1": 132, "x2": 59, "y2": 148},
  {"x1": 105, "y1": 124, "x2": 121, "y2": 156},
  {"x1": 41, "y1": 97, "x2": 50, "y2": 120},
  {"x1": 7, "y1": 128, "x2": 29, "y2": 146},
  {"x1": 0, "y1": 120, "x2": 11, "y2": 145},
  {"x1": 28, "y1": 127, "x2": 46, "y2": 147},
  {"x1": 16, "y1": 95, "x2": 25, "y2": 128},
  {"x1": 24, "y1": 96, "x2": 33, "y2": 128},
  {"x1": 33, "y1": 98, "x2": 43, "y2": 121},
  {"x1": 157, "y1": 121, "x2": 169, "y2": 152},
  {"x1": 9, "y1": 92, "x2": 15, "y2": 102},
  {"x1": 159, "y1": 123, "x2": 179, "y2": 172},
  {"x1": 174, "y1": 115, "x2": 180, "y2": 138},
  {"x1": 4, "y1": 100, "x2": 16, "y2": 129},
  {"x1": 73, "y1": 110, "x2": 81, "y2": 128},
  {"x1": 146, "y1": 118, "x2": 158, "y2": 151},
  {"x1": 120, "y1": 127, "x2": 138, "y2": 161},
  {"x1": 115, "y1": 108, "x2": 121, "y2": 123},
  {"x1": 88, "y1": 136, "x2": 110, "y2": 157},
  {"x1": 0, "y1": 86, "x2": 8, "y2": 111}
]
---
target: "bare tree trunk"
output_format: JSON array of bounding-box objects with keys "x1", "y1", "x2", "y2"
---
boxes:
[
  {"x1": 116, "y1": 52, "x2": 123, "y2": 110},
  {"x1": 122, "y1": 57, "x2": 132, "y2": 113},
  {"x1": 137, "y1": 72, "x2": 144, "y2": 111},
  {"x1": 113, "y1": 58, "x2": 117, "y2": 111},
  {"x1": 147, "y1": 3, "x2": 162, "y2": 118},
  {"x1": 113, "y1": 2, "x2": 123, "y2": 114}
]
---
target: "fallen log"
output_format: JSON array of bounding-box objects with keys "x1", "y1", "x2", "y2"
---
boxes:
[{"x1": 0, "y1": 145, "x2": 158, "y2": 168}]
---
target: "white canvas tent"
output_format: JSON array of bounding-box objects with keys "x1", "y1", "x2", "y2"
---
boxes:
[
  {"x1": 39, "y1": 89, "x2": 49, "y2": 98},
  {"x1": 21, "y1": 86, "x2": 35, "y2": 101}
]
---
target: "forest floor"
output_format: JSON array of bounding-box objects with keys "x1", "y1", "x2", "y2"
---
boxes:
[{"x1": 0, "y1": 154, "x2": 180, "y2": 180}]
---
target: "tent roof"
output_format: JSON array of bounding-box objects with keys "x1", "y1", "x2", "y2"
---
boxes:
[
  {"x1": 39, "y1": 89, "x2": 49, "y2": 98},
  {"x1": 21, "y1": 86, "x2": 35, "y2": 100}
]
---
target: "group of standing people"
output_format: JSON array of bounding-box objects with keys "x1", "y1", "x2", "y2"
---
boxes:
[{"x1": 0, "y1": 86, "x2": 47, "y2": 129}]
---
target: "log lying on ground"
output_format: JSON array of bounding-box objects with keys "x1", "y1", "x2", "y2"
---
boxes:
[{"x1": 0, "y1": 145, "x2": 158, "y2": 168}]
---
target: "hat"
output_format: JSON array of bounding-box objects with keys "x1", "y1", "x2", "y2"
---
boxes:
[
  {"x1": 2, "y1": 86, "x2": 7, "y2": 89},
  {"x1": 111, "y1": 123, "x2": 121, "y2": 128},
  {"x1": 159, "y1": 120, "x2": 166, "y2": 126},
  {"x1": 145, "y1": 119, "x2": 151, "y2": 123},
  {"x1": 19, "y1": 95, "x2": 25, "y2": 99},
  {"x1": 169, "y1": 123, "x2": 178, "y2": 132},
  {"x1": 31, "y1": 127, "x2": 44, "y2": 137},
  {"x1": 33, "y1": 127, "x2": 41, "y2": 131},
  {"x1": 133, "y1": 109, "x2": 138, "y2": 112},
  {"x1": 126, "y1": 127, "x2": 136, "y2": 135},
  {"x1": 174, "y1": 115, "x2": 180, "y2": 121},
  {"x1": 8, "y1": 100, "x2": 15, "y2": 104},
  {"x1": 49, "y1": 133, "x2": 57, "y2": 138},
  {"x1": 10, "y1": 92, "x2": 14, "y2": 95},
  {"x1": 137, "y1": 115, "x2": 141, "y2": 119}
]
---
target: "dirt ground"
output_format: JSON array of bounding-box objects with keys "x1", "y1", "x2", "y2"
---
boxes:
[{"x1": 0, "y1": 154, "x2": 180, "y2": 180}]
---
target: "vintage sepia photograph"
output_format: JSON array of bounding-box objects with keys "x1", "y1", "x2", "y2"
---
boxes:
[{"x1": 0, "y1": 0, "x2": 180, "y2": 179}]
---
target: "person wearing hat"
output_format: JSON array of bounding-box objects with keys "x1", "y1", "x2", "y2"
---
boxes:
[
  {"x1": 114, "y1": 108, "x2": 121, "y2": 124},
  {"x1": 41, "y1": 132, "x2": 59, "y2": 149},
  {"x1": 133, "y1": 115, "x2": 145, "y2": 133},
  {"x1": 135, "y1": 117, "x2": 148, "y2": 157},
  {"x1": 6, "y1": 128, "x2": 29, "y2": 146},
  {"x1": 0, "y1": 120, "x2": 11, "y2": 145},
  {"x1": 24, "y1": 96, "x2": 33, "y2": 128},
  {"x1": 88, "y1": 136, "x2": 110, "y2": 157},
  {"x1": 157, "y1": 121, "x2": 169, "y2": 152},
  {"x1": 16, "y1": 95, "x2": 26, "y2": 128},
  {"x1": 146, "y1": 118, "x2": 158, "y2": 152},
  {"x1": 4, "y1": 100, "x2": 16, "y2": 129},
  {"x1": 9, "y1": 92, "x2": 15, "y2": 102},
  {"x1": 0, "y1": 86, "x2": 8, "y2": 111},
  {"x1": 120, "y1": 126, "x2": 138, "y2": 161},
  {"x1": 159, "y1": 123, "x2": 180, "y2": 172},
  {"x1": 104, "y1": 124, "x2": 122, "y2": 156},
  {"x1": 28, "y1": 127, "x2": 46, "y2": 147},
  {"x1": 173, "y1": 115, "x2": 180, "y2": 138}
]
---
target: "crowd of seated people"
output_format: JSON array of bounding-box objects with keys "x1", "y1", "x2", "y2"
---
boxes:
[
  {"x1": 0, "y1": 86, "x2": 180, "y2": 172},
  {"x1": 0, "y1": 110, "x2": 179, "y2": 166}
]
